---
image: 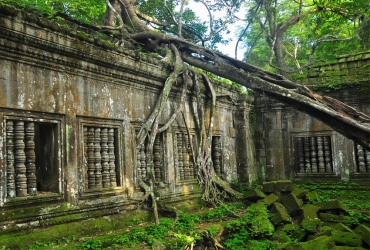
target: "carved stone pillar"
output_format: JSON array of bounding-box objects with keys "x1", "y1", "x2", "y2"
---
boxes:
[
  {"x1": 14, "y1": 121, "x2": 27, "y2": 197},
  {"x1": 87, "y1": 127, "x2": 96, "y2": 189},
  {"x1": 357, "y1": 144, "x2": 366, "y2": 173},
  {"x1": 365, "y1": 149, "x2": 370, "y2": 173},
  {"x1": 94, "y1": 128, "x2": 102, "y2": 188},
  {"x1": 317, "y1": 136, "x2": 325, "y2": 173},
  {"x1": 183, "y1": 133, "x2": 190, "y2": 180},
  {"x1": 188, "y1": 134, "x2": 195, "y2": 178},
  {"x1": 154, "y1": 136, "x2": 162, "y2": 181},
  {"x1": 310, "y1": 137, "x2": 318, "y2": 173},
  {"x1": 212, "y1": 136, "x2": 221, "y2": 175},
  {"x1": 140, "y1": 145, "x2": 147, "y2": 179},
  {"x1": 108, "y1": 128, "x2": 117, "y2": 187},
  {"x1": 323, "y1": 136, "x2": 333, "y2": 173},
  {"x1": 235, "y1": 96, "x2": 257, "y2": 182},
  {"x1": 297, "y1": 137, "x2": 305, "y2": 173},
  {"x1": 304, "y1": 137, "x2": 311, "y2": 173},
  {"x1": 137, "y1": 146, "x2": 142, "y2": 179},
  {"x1": 6, "y1": 121, "x2": 15, "y2": 198},
  {"x1": 83, "y1": 127, "x2": 88, "y2": 189},
  {"x1": 25, "y1": 122, "x2": 37, "y2": 195},
  {"x1": 101, "y1": 128, "x2": 110, "y2": 188},
  {"x1": 177, "y1": 133, "x2": 184, "y2": 180}
]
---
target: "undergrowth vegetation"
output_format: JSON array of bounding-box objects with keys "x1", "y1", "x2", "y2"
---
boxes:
[
  {"x1": 1, "y1": 181, "x2": 370, "y2": 249},
  {"x1": 295, "y1": 181, "x2": 370, "y2": 227}
]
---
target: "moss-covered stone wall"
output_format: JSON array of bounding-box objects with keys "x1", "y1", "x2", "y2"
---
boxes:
[{"x1": 0, "y1": 4, "x2": 256, "y2": 233}]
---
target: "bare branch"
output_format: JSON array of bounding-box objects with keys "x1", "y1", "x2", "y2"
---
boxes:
[
  {"x1": 309, "y1": 34, "x2": 359, "y2": 63},
  {"x1": 218, "y1": 0, "x2": 247, "y2": 21}
]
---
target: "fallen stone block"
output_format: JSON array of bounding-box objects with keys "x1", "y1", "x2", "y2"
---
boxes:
[
  {"x1": 331, "y1": 230, "x2": 362, "y2": 247},
  {"x1": 300, "y1": 236, "x2": 336, "y2": 250},
  {"x1": 292, "y1": 186, "x2": 307, "y2": 199},
  {"x1": 244, "y1": 189, "x2": 266, "y2": 201},
  {"x1": 277, "y1": 224, "x2": 306, "y2": 242},
  {"x1": 274, "y1": 180, "x2": 293, "y2": 193},
  {"x1": 263, "y1": 193, "x2": 280, "y2": 206},
  {"x1": 332, "y1": 246, "x2": 366, "y2": 250},
  {"x1": 304, "y1": 191, "x2": 319, "y2": 203},
  {"x1": 334, "y1": 223, "x2": 353, "y2": 233},
  {"x1": 262, "y1": 180, "x2": 292, "y2": 193},
  {"x1": 278, "y1": 242, "x2": 304, "y2": 250},
  {"x1": 281, "y1": 193, "x2": 303, "y2": 215},
  {"x1": 271, "y1": 202, "x2": 292, "y2": 226},
  {"x1": 262, "y1": 181, "x2": 275, "y2": 193},
  {"x1": 274, "y1": 230, "x2": 292, "y2": 243},
  {"x1": 318, "y1": 213, "x2": 359, "y2": 227},
  {"x1": 301, "y1": 204, "x2": 321, "y2": 233},
  {"x1": 302, "y1": 204, "x2": 320, "y2": 220},
  {"x1": 354, "y1": 224, "x2": 370, "y2": 246},
  {"x1": 316, "y1": 200, "x2": 349, "y2": 214}
]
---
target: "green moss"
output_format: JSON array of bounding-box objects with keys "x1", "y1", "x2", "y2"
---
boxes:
[
  {"x1": 76, "y1": 31, "x2": 89, "y2": 41},
  {"x1": 300, "y1": 236, "x2": 336, "y2": 250},
  {"x1": 331, "y1": 230, "x2": 363, "y2": 247},
  {"x1": 0, "y1": 210, "x2": 152, "y2": 249}
]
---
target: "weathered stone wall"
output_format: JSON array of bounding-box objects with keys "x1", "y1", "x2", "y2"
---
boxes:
[
  {"x1": 0, "y1": 9, "x2": 255, "y2": 231},
  {"x1": 254, "y1": 52, "x2": 370, "y2": 182}
]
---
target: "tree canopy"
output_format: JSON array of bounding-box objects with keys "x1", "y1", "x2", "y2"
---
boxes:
[{"x1": 238, "y1": 0, "x2": 370, "y2": 75}]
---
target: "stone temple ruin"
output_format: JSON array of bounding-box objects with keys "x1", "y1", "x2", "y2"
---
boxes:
[{"x1": 0, "y1": 6, "x2": 369, "y2": 231}]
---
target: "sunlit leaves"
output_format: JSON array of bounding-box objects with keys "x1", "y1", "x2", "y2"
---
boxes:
[{"x1": 241, "y1": 0, "x2": 370, "y2": 73}]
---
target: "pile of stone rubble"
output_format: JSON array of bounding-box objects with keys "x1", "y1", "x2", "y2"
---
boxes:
[{"x1": 244, "y1": 180, "x2": 370, "y2": 250}]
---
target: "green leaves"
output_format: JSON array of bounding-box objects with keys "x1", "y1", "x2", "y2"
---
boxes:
[{"x1": 241, "y1": 0, "x2": 370, "y2": 74}]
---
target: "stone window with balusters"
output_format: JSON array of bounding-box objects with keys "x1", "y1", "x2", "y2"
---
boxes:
[
  {"x1": 295, "y1": 135, "x2": 333, "y2": 174},
  {"x1": 136, "y1": 133, "x2": 165, "y2": 183},
  {"x1": 5, "y1": 117, "x2": 61, "y2": 198},
  {"x1": 174, "y1": 131, "x2": 196, "y2": 181},
  {"x1": 354, "y1": 144, "x2": 370, "y2": 173},
  {"x1": 83, "y1": 125, "x2": 121, "y2": 190},
  {"x1": 212, "y1": 136, "x2": 222, "y2": 175}
]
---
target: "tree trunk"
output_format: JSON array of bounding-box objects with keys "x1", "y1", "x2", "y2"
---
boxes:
[{"x1": 274, "y1": 32, "x2": 289, "y2": 76}]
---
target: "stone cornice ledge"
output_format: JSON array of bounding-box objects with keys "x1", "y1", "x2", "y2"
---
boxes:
[{"x1": 0, "y1": 14, "x2": 171, "y2": 87}]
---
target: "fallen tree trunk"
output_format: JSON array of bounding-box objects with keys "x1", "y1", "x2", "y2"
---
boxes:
[{"x1": 130, "y1": 31, "x2": 370, "y2": 150}]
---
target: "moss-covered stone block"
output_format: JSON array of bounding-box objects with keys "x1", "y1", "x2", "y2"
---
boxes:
[
  {"x1": 277, "y1": 224, "x2": 306, "y2": 242},
  {"x1": 244, "y1": 189, "x2": 266, "y2": 201},
  {"x1": 304, "y1": 191, "x2": 319, "y2": 203},
  {"x1": 302, "y1": 204, "x2": 320, "y2": 220},
  {"x1": 275, "y1": 180, "x2": 293, "y2": 193},
  {"x1": 274, "y1": 230, "x2": 292, "y2": 243},
  {"x1": 281, "y1": 193, "x2": 303, "y2": 215},
  {"x1": 292, "y1": 186, "x2": 307, "y2": 199},
  {"x1": 271, "y1": 202, "x2": 292, "y2": 226},
  {"x1": 332, "y1": 246, "x2": 366, "y2": 250},
  {"x1": 263, "y1": 180, "x2": 292, "y2": 193},
  {"x1": 263, "y1": 193, "x2": 280, "y2": 206},
  {"x1": 354, "y1": 224, "x2": 370, "y2": 246},
  {"x1": 300, "y1": 236, "x2": 336, "y2": 250},
  {"x1": 331, "y1": 230, "x2": 362, "y2": 247},
  {"x1": 262, "y1": 181, "x2": 275, "y2": 193},
  {"x1": 317, "y1": 200, "x2": 349, "y2": 214},
  {"x1": 318, "y1": 213, "x2": 360, "y2": 227},
  {"x1": 278, "y1": 242, "x2": 304, "y2": 250},
  {"x1": 301, "y1": 204, "x2": 321, "y2": 233},
  {"x1": 334, "y1": 223, "x2": 353, "y2": 233}
]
